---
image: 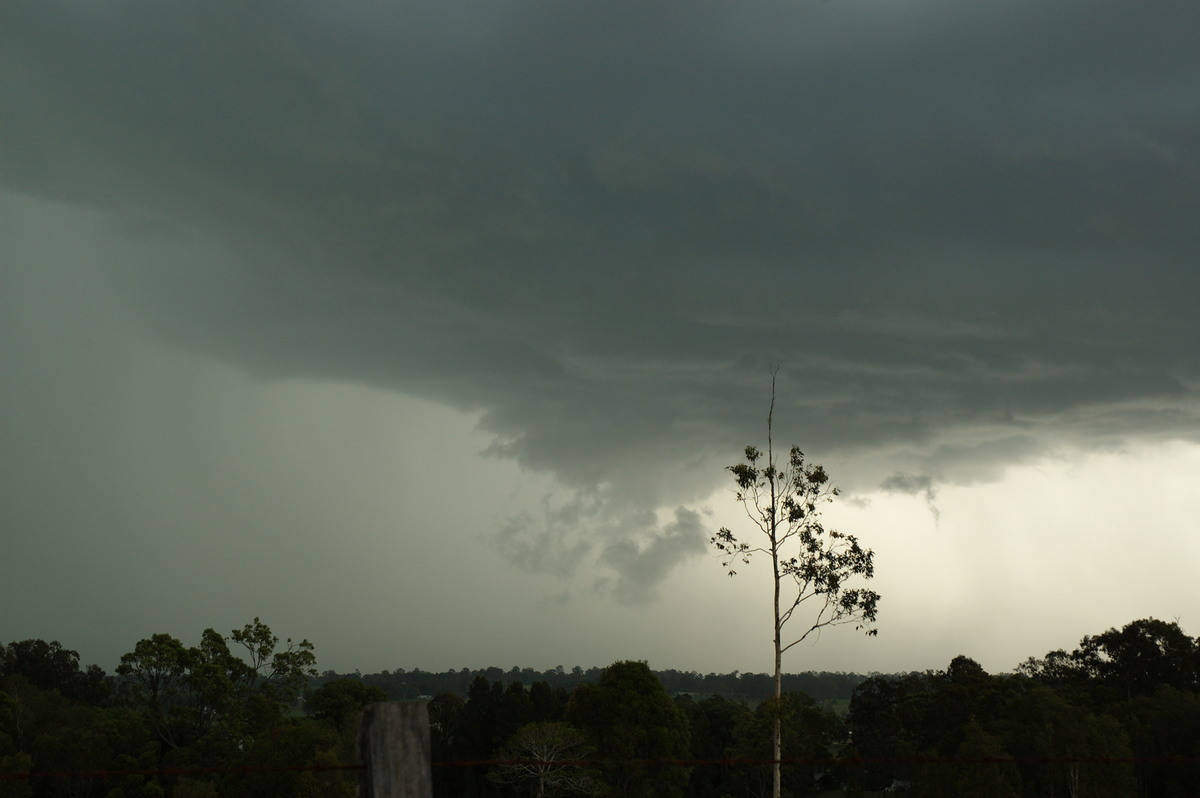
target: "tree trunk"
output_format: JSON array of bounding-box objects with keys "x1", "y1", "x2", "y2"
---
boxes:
[
  {"x1": 770, "y1": 456, "x2": 783, "y2": 798},
  {"x1": 773, "y1": 568, "x2": 782, "y2": 798}
]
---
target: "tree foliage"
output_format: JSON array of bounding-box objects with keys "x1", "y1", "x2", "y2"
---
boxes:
[
  {"x1": 116, "y1": 619, "x2": 317, "y2": 757},
  {"x1": 847, "y1": 656, "x2": 1139, "y2": 797},
  {"x1": 0, "y1": 640, "x2": 110, "y2": 706},
  {"x1": 712, "y1": 440, "x2": 880, "y2": 649},
  {"x1": 1, "y1": 622, "x2": 326, "y2": 798},
  {"x1": 726, "y1": 692, "x2": 842, "y2": 798},
  {"x1": 567, "y1": 661, "x2": 691, "y2": 798},
  {"x1": 305, "y1": 678, "x2": 386, "y2": 731}
]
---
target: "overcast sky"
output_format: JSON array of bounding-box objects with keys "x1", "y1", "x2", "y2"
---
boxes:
[{"x1": 3, "y1": 0, "x2": 1200, "y2": 679}]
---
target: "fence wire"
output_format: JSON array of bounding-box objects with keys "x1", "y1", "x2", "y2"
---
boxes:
[{"x1": 5, "y1": 754, "x2": 1200, "y2": 782}]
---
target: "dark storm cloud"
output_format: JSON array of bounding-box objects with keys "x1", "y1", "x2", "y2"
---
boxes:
[
  {"x1": 4, "y1": 0, "x2": 1200, "y2": 590},
  {"x1": 598, "y1": 507, "x2": 708, "y2": 604}
]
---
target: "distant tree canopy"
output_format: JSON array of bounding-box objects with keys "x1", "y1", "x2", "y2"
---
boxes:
[{"x1": 311, "y1": 664, "x2": 866, "y2": 707}]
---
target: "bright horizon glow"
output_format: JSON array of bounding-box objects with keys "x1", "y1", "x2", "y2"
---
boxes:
[{"x1": 4, "y1": 344, "x2": 1198, "y2": 678}]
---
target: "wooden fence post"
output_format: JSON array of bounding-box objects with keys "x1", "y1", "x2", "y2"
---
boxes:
[{"x1": 357, "y1": 701, "x2": 433, "y2": 798}]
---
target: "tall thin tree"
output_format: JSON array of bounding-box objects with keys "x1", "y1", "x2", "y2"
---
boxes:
[{"x1": 712, "y1": 370, "x2": 879, "y2": 798}]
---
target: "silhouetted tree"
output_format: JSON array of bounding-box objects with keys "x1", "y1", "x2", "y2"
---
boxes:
[
  {"x1": 1, "y1": 640, "x2": 111, "y2": 705},
  {"x1": 116, "y1": 618, "x2": 317, "y2": 778},
  {"x1": 712, "y1": 370, "x2": 879, "y2": 798},
  {"x1": 567, "y1": 661, "x2": 690, "y2": 798},
  {"x1": 676, "y1": 694, "x2": 750, "y2": 798},
  {"x1": 1019, "y1": 618, "x2": 1199, "y2": 703},
  {"x1": 489, "y1": 722, "x2": 606, "y2": 798}
]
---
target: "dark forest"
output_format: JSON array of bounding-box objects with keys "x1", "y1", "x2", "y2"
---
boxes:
[{"x1": 3, "y1": 617, "x2": 1198, "y2": 797}]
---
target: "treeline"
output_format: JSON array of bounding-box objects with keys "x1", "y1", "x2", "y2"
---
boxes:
[
  {"x1": 318, "y1": 666, "x2": 865, "y2": 707},
  {"x1": 0, "y1": 619, "x2": 355, "y2": 798},
  {"x1": 421, "y1": 661, "x2": 843, "y2": 798},
  {"x1": 5, "y1": 617, "x2": 1200, "y2": 797},
  {"x1": 846, "y1": 617, "x2": 1200, "y2": 796}
]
